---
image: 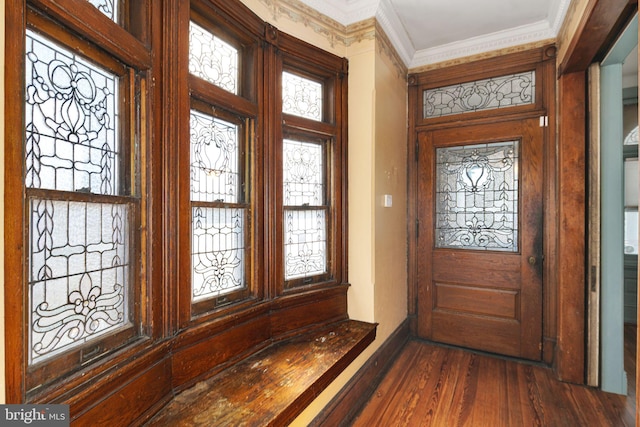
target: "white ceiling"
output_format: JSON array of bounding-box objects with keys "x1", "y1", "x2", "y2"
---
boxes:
[{"x1": 298, "y1": 0, "x2": 571, "y2": 68}]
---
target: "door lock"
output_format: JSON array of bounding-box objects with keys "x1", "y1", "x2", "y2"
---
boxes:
[{"x1": 528, "y1": 256, "x2": 537, "y2": 265}]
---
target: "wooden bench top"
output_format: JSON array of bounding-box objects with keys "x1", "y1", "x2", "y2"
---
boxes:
[{"x1": 146, "y1": 319, "x2": 377, "y2": 426}]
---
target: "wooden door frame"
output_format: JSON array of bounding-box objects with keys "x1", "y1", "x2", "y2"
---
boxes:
[
  {"x1": 407, "y1": 45, "x2": 557, "y2": 362},
  {"x1": 556, "y1": 0, "x2": 637, "y2": 386}
]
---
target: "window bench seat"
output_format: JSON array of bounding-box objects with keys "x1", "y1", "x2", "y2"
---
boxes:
[{"x1": 146, "y1": 320, "x2": 377, "y2": 426}]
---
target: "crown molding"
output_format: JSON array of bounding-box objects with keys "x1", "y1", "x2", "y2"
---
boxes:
[
  {"x1": 375, "y1": 0, "x2": 414, "y2": 66},
  {"x1": 410, "y1": 19, "x2": 555, "y2": 69},
  {"x1": 290, "y1": 0, "x2": 571, "y2": 69}
]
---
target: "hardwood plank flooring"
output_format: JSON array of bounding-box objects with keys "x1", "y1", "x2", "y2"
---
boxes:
[{"x1": 352, "y1": 331, "x2": 636, "y2": 427}]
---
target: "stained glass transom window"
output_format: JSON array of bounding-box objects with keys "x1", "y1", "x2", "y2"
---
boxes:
[
  {"x1": 435, "y1": 141, "x2": 519, "y2": 252},
  {"x1": 190, "y1": 110, "x2": 240, "y2": 203},
  {"x1": 25, "y1": 30, "x2": 129, "y2": 364},
  {"x1": 283, "y1": 139, "x2": 327, "y2": 280},
  {"x1": 424, "y1": 71, "x2": 535, "y2": 119},
  {"x1": 86, "y1": 0, "x2": 117, "y2": 21},
  {"x1": 189, "y1": 22, "x2": 239, "y2": 95},
  {"x1": 282, "y1": 71, "x2": 322, "y2": 121},
  {"x1": 25, "y1": 30, "x2": 120, "y2": 195},
  {"x1": 191, "y1": 207, "x2": 245, "y2": 301}
]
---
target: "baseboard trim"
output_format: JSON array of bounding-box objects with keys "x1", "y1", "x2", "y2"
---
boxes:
[{"x1": 310, "y1": 318, "x2": 410, "y2": 426}]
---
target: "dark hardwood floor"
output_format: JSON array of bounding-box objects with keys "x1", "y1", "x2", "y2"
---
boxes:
[{"x1": 351, "y1": 327, "x2": 637, "y2": 426}]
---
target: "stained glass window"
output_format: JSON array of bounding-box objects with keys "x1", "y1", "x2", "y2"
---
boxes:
[
  {"x1": 189, "y1": 21, "x2": 239, "y2": 95},
  {"x1": 86, "y1": 0, "x2": 117, "y2": 21},
  {"x1": 424, "y1": 71, "x2": 535, "y2": 119},
  {"x1": 25, "y1": 30, "x2": 130, "y2": 364},
  {"x1": 435, "y1": 141, "x2": 519, "y2": 252},
  {"x1": 282, "y1": 72, "x2": 323, "y2": 121},
  {"x1": 25, "y1": 31, "x2": 119, "y2": 195},
  {"x1": 190, "y1": 110, "x2": 246, "y2": 301},
  {"x1": 283, "y1": 139, "x2": 327, "y2": 280}
]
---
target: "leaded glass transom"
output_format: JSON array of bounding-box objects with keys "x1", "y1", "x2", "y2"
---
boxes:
[
  {"x1": 25, "y1": 30, "x2": 128, "y2": 364},
  {"x1": 284, "y1": 210, "x2": 327, "y2": 279},
  {"x1": 424, "y1": 71, "x2": 535, "y2": 119},
  {"x1": 86, "y1": 0, "x2": 117, "y2": 21},
  {"x1": 25, "y1": 30, "x2": 120, "y2": 195},
  {"x1": 190, "y1": 110, "x2": 240, "y2": 203},
  {"x1": 283, "y1": 139, "x2": 324, "y2": 206},
  {"x1": 191, "y1": 207, "x2": 245, "y2": 301},
  {"x1": 189, "y1": 21, "x2": 239, "y2": 95},
  {"x1": 435, "y1": 141, "x2": 519, "y2": 252},
  {"x1": 29, "y1": 200, "x2": 129, "y2": 364},
  {"x1": 282, "y1": 71, "x2": 323, "y2": 121}
]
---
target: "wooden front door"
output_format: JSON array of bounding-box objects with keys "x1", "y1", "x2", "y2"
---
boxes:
[{"x1": 417, "y1": 117, "x2": 543, "y2": 360}]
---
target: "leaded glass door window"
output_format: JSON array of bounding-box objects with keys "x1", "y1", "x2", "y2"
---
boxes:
[{"x1": 435, "y1": 141, "x2": 519, "y2": 252}]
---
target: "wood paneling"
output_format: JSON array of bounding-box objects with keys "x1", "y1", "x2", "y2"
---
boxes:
[{"x1": 147, "y1": 320, "x2": 376, "y2": 427}]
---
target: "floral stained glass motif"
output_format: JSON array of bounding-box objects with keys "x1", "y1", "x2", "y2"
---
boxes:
[
  {"x1": 190, "y1": 110, "x2": 245, "y2": 301},
  {"x1": 282, "y1": 72, "x2": 323, "y2": 121},
  {"x1": 25, "y1": 30, "x2": 120, "y2": 195},
  {"x1": 25, "y1": 30, "x2": 129, "y2": 364},
  {"x1": 190, "y1": 110, "x2": 240, "y2": 203},
  {"x1": 29, "y1": 200, "x2": 129, "y2": 364},
  {"x1": 283, "y1": 139, "x2": 324, "y2": 206},
  {"x1": 283, "y1": 139, "x2": 327, "y2": 280},
  {"x1": 435, "y1": 141, "x2": 519, "y2": 252},
  {"x1": 424, "y1": 71, "x2": 535, "y2": 119},
  {"x1": 191, "y1": 208, "x2": 245, "y2": 301},
  {"x1": 189, "y1": 21, "x2": 239, "y2": 95}
]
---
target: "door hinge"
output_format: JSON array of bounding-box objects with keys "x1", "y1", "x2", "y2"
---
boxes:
[
  {"x1": 415, "y1": 139, "x2": 420, "y2": 162},
  {"x1": 539, "y1": 115, "x2": 549, "y2": 127},
  {"x1": 416, "y1": 219, "x2": 420, "y2": 239}
]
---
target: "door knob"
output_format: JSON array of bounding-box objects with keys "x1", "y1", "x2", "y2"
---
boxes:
[{"x1": 528, "y1": 256, "x2": 536, "y2": 265}]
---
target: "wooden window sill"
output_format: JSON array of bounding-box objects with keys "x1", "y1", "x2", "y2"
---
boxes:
[{"x1": 146, "y1": 319, "x2": 377, "y2": 426}]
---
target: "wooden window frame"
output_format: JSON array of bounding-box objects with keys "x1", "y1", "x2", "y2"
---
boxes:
[{"x1": 5, "y1": 0, "x2": 350, "y2": 422}]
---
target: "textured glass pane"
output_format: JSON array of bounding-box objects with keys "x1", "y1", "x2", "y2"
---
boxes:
[
  {"x1": 25, "y1": 30, "x2": 120, "y2": 195},
  {"x1": 29, "y1": 200, "x2": 129, "y2": 364},
  {"x1": 283, "y1": 139, "x2": 324, "y2": 206},
  {"x1": 86, "y1": 0, "x2": 117, "y2": 21},
  {"x1": 424, "y1": 71, "x2": 535, "y2": 119},
  {"x1": 284, "y1": 209, "x2": 327, "y2": 279},
  {"x1": 190, "y1": 110, "x2": 240, "y2": 203},
  {"x1": 192, "y1": 207, "x2": 245, "y2": 301},
  {"x1": 189, "y1": 21, "x2": 238, "y2": 94},
  {"x1": 282, "y1": 71, "x2": 322, "y2": 121},
  {"x1": 435, "y1": 141, "x2": 519, "y2": 251}
]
